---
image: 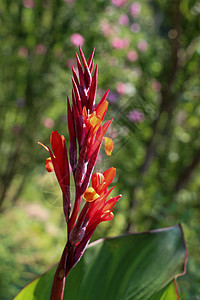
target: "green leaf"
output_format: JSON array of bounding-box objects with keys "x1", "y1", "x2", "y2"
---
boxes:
[{"x1": 14, "y1": 225, "x2": 187, "y2": 300}]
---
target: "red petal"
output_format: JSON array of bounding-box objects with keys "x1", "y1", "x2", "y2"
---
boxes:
[
  {"x1": 89, "y1": 59, "x2": 94, "y2": 74},
  {"x1": 95, "y1": 100, "x2": 108, "y2": 120},
  {"x1": 50, "y1": 131, "x2": 63, "y2": 172},
  {"x1": 103, "y1": 167, "x2": 116, "y2": 188},
  {"x1": 101, "y1": 212, "x2": 114, "y2": 222},
  {"x1": 96, "y1": 89, "x2": 110, "y2": 111},
  {"x1": 72, "y1": 91, "x2": 79, "y2": 119},
  {"x1": 72, "y1": 77, "x2": 82, "y2": 115},
  {"x1": 67, "y1": 96, "x2": 75, "y2": 142},
  {"x1": 88, "y1": 65, "x2": 98, "y2": 112},
  {"x1": 89, "y1": 119, "x2": 112, "y2": 157},
  {"x1": 87, "y1": 48, "x2": 95, "y2": 69},
  {"x1": 92, "y1": 172, "x2": 105, "y2": 191},
  {"x1": 104, "y1": 137, "x2": 113, "y2": 156},
  {"x1": 76, "y1": 53, "x2": 85, "y2": 87},
  {"x1": 72, "y1": 66, "x2": 79, "y2": 86},
  {"x1": 45, "y1": 157, "x2": 54, "y2": 172},
  {"x1": 79, "y1": 46, "x2": 91, "y2": 87},
  {"x1": 103, "y1": 195, "x2": 121, "y2": 212}
]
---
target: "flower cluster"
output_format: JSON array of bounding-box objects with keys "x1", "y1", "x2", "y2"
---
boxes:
[{"x1": 40, "y1": 47, "x2": 121, "y2": 300}]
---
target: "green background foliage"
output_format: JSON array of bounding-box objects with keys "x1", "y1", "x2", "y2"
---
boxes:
[{"x1": 0, "y1": 0, "x2": 199, "y2": 299}]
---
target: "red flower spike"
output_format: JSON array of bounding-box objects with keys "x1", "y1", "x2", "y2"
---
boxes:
[
  {"x1": 67, "y1": 96, "x2": 75, "y2": 142},
  {"x1": 88, "y1": 65, "x2": 98, "y2": 112},
  {"x1": 72, "y1": 91, "x2": 79, "y2": 120},
  {"x1": 71, "y1": 66, "x2": 79, "y2": 87},
  {"x1": 87, "y1": 48, "x2": 95, "y2": 69},
  {"x1": 78, "y1": 46, "x2": 88, "y2": 70},
  {"x1": 39, "y1": 48, "x2": 121, "y2": 300},
  {"x1": 69, "y1": 137, "x2": 77, "y2": 173},
  {"x1": 75, "y1": 52, "x2": 85, "y2": 87},
  {"x1": 71, "y1": 77, "x2": 82, "y2": 115},
  {"x1": 78, "y1": 85, "x2": 88, "y2": 108},
  {"x1": 74, "y1": 140, "x2": 88, "y2": 186},
  {"x1": 89, "y1": 59, "x2": 94, "y2": 74},
  {"x1": 79, "y1": 46, "x2": 92, "y2": 87},
  {"x1": 72, "y1": 92, "x2": 85, "y2": 148},
  {"x1": 78, "y1": 116, "x2": 86, "y2": 149}
]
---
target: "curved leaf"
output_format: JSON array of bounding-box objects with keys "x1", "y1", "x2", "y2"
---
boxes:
[{"x1": 14, "y1": 225, "x2": 187, "y2": 300}]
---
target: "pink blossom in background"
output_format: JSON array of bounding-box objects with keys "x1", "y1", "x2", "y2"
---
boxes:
[
  {"x1": 137, "y1": 40, "x2": 148, "y2": 52},
  {"x1": 112, "y1": 37, "x2": 129, "y2": 49},
  {"x1": 66, "y1": 58, "x2": 77, "y2": 69},
  {"x1": 152, "y1": 80, "x2": 161, "y2": 92},
  {"x1": 23, "y1": 0, "x2": 35, "y2": 8},
  {"x1": 130, "y1": 23, "x2": 140, "y2": 33},
  {"x1": 18, "y1": 47, "x2": 28, "y2": 58},
  {"x1": 130, "y1": 2, "x2": 141, "y2": 17},
  {"x1": 127, "y1": 50, "x2": 138, "y2": 62},
  {"x1": 43, "y1": 118, "x2": 54, "y2": 129},
  {"x1": 128, "y1": 110, "x2": 145, "y2": 123},
  {"x1": 35, "y1": 44, "x2": 47, "y2": 55},
  {"x1": 100, "y1": 20, "x2": 114, "y2": 37},
  {"x1": 116, "y1": 82, "x2": 127, "y2": 95},
  {"x1": 111, "y1": 0, "x2": 127, "y2": 7},
  {"x1": 70, "y1": 33, "x2": 84, "y2": 47},
  {"x1": 119, "y1": 14, "x2": 129, "y2": 26}
]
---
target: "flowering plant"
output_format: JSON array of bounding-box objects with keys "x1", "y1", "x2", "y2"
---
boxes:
[
  {"x1": 39, "y1": 47, "x2": 121, "y2": 300},
  {"x1": 15, "y1": 48, "x2": 187, "y2": 300}
]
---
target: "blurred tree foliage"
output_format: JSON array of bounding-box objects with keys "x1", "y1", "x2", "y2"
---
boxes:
[
  {"x1": 0, "y1": 0, "x2": 200, "y2": 299},
  {"x1": 0, "y1": 0, "x2": 106, "y2": 208}
]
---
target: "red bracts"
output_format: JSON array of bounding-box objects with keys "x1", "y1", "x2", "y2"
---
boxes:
[{"x1": 39, "y1": 47, "x2": 121, "y2": 300}]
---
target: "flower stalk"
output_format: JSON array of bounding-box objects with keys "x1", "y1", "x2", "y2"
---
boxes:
[{"x1": 39, "y1": 47, "x2": 121, "y2": 300}]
